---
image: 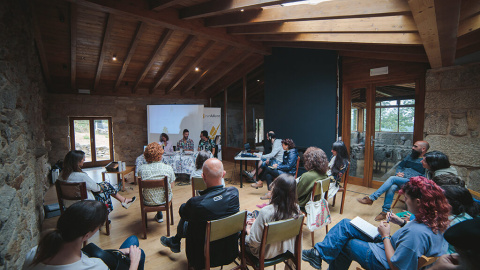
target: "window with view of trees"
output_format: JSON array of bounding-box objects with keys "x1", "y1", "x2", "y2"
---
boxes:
[{"x1": 375, "y1": 99, "x2": 415, "y2": 132}]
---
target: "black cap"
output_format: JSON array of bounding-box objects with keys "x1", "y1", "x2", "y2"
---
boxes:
[{"x1": 444, "y1": 217, "x2": 480, "y2": 250}]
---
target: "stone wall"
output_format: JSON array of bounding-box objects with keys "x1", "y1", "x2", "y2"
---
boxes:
[
  {"x1": 0, "y1": 0, "x2": 50, "y2": 268},
  {"x1": 46, "y1": 94, "x2": 208, "y2": 165},
  {"x1": 424, "y1": 62, "x2": 480, "y2": 191}
]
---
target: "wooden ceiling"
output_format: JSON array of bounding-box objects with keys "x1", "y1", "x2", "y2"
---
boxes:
[{"x1": 32, "y1": 0, "x2": 480, "y2": 98}]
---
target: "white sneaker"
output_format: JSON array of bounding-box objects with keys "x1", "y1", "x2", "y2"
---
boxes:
[{"x1": 155, "y1": 213, "x2": 164, "y2": 223}]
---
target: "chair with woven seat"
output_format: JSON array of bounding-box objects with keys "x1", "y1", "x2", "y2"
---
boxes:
[
  {"x1": 55, "y1": 180, "x2": 110, "y2": 237},
  {"x1": 356, "y1": 255, "x2": 438, "y2": 270},
  {"x1": 302, "y1": 178, "x2": 331, "y2": 247},
  {"x1": 331, "y1": 165, "x2": 350, "y2": 214},
  {"x1": 138, "y1": 176, "x2": 174, "y2": 239},
  {"x1": 202, "y1": 211, "x2": 247, "y2": 270},
  {"x1": 191, "y1": 177, "x2": 207, "y2": 197},
  {"x1": 245, "y1": 215, "x2": 304, "y2": 270}
]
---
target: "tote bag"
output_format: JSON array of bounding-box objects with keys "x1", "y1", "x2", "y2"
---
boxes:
[{"x1": 305, "y1": 180, "x2": 332, "y2": 232}]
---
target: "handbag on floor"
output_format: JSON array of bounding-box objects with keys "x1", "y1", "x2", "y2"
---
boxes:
[
  {"x1": 305, "y1": 180, "x2": 332, "y2": 232},
  {"x1": 82, "y1": 243, "x2": 130, "y2": 270}
]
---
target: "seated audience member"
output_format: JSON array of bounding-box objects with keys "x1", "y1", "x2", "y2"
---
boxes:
[
  {"x1": 432, "y1": 173, "x2": 466, "y2": 187},
  {"x1": 138, "y1": 142, "x2": 175, "y2": 223},
  {"x1": 430, "y1": 218, "x2": 480, "y2": 270},
  {"x1": 177, "y1": 129, "x2": 194, "y2": 151},
  {"x1": 246, "y1": 174, "x2": 301, "y2": 259},
  {"x1": 198, "y1": 130, "x2": 216, "y2": 155},
  {"x1": 159, "y1": 133, "x2": 174, "y2": 153},
  {"x1": 357, "y1": 141, "x2": 429, "y2": 221},
  {"x1": 59, "y1": 150, "x2": 135, "y2": 212},
  {"x1": 303, "y1": 176, "x2": 450, "y2": 270},
  {"x1": 191, "y1": 150, "x2": 225, "y2": 187},
  {"x1": 442, "y1": 185, "x2": 480, "y2": 254},
  {"x1": 252, "y1": 139, "x2": 298, "y2": 200},
  {"x1": 422, "y1": 151, "x2": 458, "y2": 179},
  {"x1": 262, "y1": 130, "x2": 274, "y2": 155},
  {"x1": 326, "y1": 141, "x2": 350, "y2": 199},
  {"x1": 160, "y1": 158, "x2": 239, "y2": 270},
  {"x1": 23, "y1": 200, "x2": 145, "y2": 270},
  {"x1": 244, "y1": 131, "x2": 284, "y2": 182},
  {"x1": 296, "y1": 147, "x2": 329, "y2": 210}
]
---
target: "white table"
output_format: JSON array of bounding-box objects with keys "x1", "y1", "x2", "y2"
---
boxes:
[
  {"x1": 234, "y1": 152, "x2": 262, "y2": 188},
  {"x1": 136, "y1": 151, "x2": 212, "y2": 176}
]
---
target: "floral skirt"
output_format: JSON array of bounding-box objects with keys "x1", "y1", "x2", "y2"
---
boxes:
[{"x1": 93, "y1": 182, "x2": 117, "y2": 213}]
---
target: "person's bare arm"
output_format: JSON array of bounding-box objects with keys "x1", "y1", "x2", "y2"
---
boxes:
[{"x1": 378, "y1": 221, "x2": 398, "y2": 270}]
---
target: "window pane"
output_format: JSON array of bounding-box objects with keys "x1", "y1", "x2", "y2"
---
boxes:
[
  {"x1": 399, "y1": 107, "x2": 415, "y2": 132},
  {"x1": 380, "y1": 107, "x2": 399, "y2": 132},
  {"x1": 400, "y1": 99, "x2": 415, "y2": 105},
  {"x1": 94, "y1": 119, "x2": 110, "y2": 161},
  {"x1": 351, "y1": 108, "x2": 358, "y2": 131},
  {"x1": 375, "y1": 108, "x2": 381, "y2": 131},
  {"x1": 73, "y1": 120, "x2": 91, "y2": 162},
  {"x1": 381, "y1": 100, "x2": 397, "y2": 106}
]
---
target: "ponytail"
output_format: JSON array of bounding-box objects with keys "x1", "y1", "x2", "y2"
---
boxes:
[{"x1": 31, "y1": 229, "x2": 64, "y2": 265}]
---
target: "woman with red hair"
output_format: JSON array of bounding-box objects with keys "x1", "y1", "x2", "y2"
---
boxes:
[{"x1": 302, "y1": 176, "x2": 450, "y2": 270}]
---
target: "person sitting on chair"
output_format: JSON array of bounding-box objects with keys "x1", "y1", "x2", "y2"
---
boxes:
[
  {"x1": 160, "y1": 158, "x2": 239, "y2": 270},
  {"x1": 138, "y1": 142, "x2": 176, "y2": 223},
  {"x1": 198, "y1": 130, "x2": 216, "y2": 155},
  {"x1": 243, "y1": 131, "x2": 284, "y2": 182},
  {"x1": 23, "y1": 200, "x2": 145, "y2": 270},
  {"x1": 302, "y1": 176, "x2": 450, "y2": 270},
  {"x1": 191, "y1": 151, "x2": 225, "y2": 187},
  {"x1": 159, "y1": 133, "x2": 174, "y2": 153},
  {"x1": 326, "y1": 141, "x2": 350, "y2": 199},
  {"x1": 59, "y1": 150, "x2": 136, "y2": 212},
  {"x1": 357, "y1": 141, "x2": 429, "y2": 221},
  {"x1": 177, "y1": 129, "x2": 194, "y2": 151},
  {"x1": 422, "y1": 151, "x2": 458, "y2": 179}
]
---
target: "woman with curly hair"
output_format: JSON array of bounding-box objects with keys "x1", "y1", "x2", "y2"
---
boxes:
[
  {"x1": 59, "y1": 150, "x2": 136, "y2": 212},
  {"x1": 296, "y1": 147, "x2": 329, "y2": 210},
  {"x1": 302, "y1": 176, "x2": 450, "y2": 270},
  {"x1": 252, "y1": 138, "x2": 298, "y2": 200},
  {"x1": 138, "y1": 142, "x2": 176, "y2": 223}
]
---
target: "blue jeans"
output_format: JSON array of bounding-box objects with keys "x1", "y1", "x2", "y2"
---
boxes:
[
  {"x1": 119, "y1": 235, "x2": 146, "y2": 270},
  {"x1": 369, "y1": 176, "x2": 409, "y2": 213},
  {"x1": 314, "y1": 219, "x2": 384, "y2": 270}
]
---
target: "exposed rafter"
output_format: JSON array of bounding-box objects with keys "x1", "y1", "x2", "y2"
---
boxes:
[
  {"x1": 150, "y1": 35, "x2": 196, "y2": 94},
  {"x1": 228, "y1": 15, "x2": 418, "y2": 35},
  {"x1": 70, "y1": 3, "x2": 77, "y2": 91},
  {"x1": 114, "y1": 22, "x2": 147, "y2": 92},
  {"x1": 31, "y1": 2, "x2": 51, "y2": 89},
  {"x1": 409, "y1": 0, "x2": 461, "y2": 68},
  {"x1": 132, "y1": 28, "x2": 173, "y2": 93},
  {"x1": 150, "y1": 0, "x2": 183, "y2": 11},
  {"x1": 460, "y1": 0, "x2": 480, "y2": 21},
  {"x1": 205, "y1": 0, "x2": 410, "y2": 27},
  {"x1": 180, "y1": 0, "x2": 300, "y2": 20},
  {"x1": 251, "y1": 33, "x2": 423, "y2": 45},
  {"x1": 339, "y1": 50, "x2": 429, "y2": 63},
  {"x1": 93, "y1": 13, "x2": 115, "y2": 92},
  {"x1": 182, "y1": 46, "x2": 236, "y2": 95},
  {"x1": 166, "y1": 40, "x2": 216, "y2": 95},
  {"x1": 458, "y1": 13, "x2": 480, "y2": 37}
]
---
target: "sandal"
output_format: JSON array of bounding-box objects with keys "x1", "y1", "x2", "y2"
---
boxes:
[{"x1": 121, "y1": 196, "x2": 136, "y2": 209}]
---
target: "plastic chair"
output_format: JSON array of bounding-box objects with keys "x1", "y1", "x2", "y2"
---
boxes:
[
  {"x1": 303, "y1": 178, "x2": 331, "y2": 247},
  {"x1": 203, "y1": 211, "x2": 247, "y2": 270},
  {"x1": 356, "y1": 255, "x2": 438, "y2": 270},
  {"x1": 294, "y1": 156, "x2": 300, "y2": 178},
  {"x1": 191, "y1": 177, "x2": 207, "y2": 197},
  {"x1": 332, "y1": 165, "x2": 350, "y2": 214},
  {"x1": 138, "y1": 176, "x2": 174, "y2": 238},
  {"x1": 55, "y1": 180, "x2": 110, "y2": 238}
]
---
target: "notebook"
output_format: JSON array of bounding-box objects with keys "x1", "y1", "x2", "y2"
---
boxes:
[{"x1": 350, "y1": 216, "x2": 380, "y2": 240}]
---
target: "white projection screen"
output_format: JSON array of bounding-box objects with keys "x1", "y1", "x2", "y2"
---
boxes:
[{"x1": 147, "y1": 104, "x2": 204, "y2": 147}]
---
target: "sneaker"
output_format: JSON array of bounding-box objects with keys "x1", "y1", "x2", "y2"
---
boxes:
[
  {"x1": 357, "y1": 196, "x2": 374, "y2": 205},
  {"x1": 121, "y1": 196, "x2": 136, "y2": 209},
  {"x1": 155, "y1": 212, "x2": 164, "y2": 223},
  {"x1": 302, "y1": 248, "x2": 322, "y2": 269},
  {"x1": 375, "y1": 211, "x2": 388, "y2": 221},
  {"x1": 160, "y1": 236, "x2": 181, "y2": 253},
  {"x1": 242, "y1": 170, "x2": 254, "y2": 179}
]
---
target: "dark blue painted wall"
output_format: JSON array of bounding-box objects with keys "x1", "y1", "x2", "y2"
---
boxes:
[{"x1": 264, "y1": 47, "x2": 337, "y2": 153}]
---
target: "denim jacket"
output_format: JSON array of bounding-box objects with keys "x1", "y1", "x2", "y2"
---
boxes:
[{"x1": 277, "y1": 148, "x2": 299, "y2": 175}]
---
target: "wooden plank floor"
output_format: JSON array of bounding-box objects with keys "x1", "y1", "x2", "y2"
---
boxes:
[{"x1": 43, "y1": 161, "x2": 406, "y2": 269}]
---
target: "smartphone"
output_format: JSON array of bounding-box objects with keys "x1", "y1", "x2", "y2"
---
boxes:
[{"x1": 396, "y1": 211, "x2": 412, "y2": 218}]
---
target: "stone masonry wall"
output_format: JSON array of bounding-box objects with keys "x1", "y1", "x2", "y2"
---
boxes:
[
  {"x1": 0, "y1": 1, "x2": 50, "y2": 268},
  {"x1": 46, "y1": 94, "x2": 208, "y2": 165},
  {"x1": 424, "y1": 62, "x2": 480, "y2": 192}
]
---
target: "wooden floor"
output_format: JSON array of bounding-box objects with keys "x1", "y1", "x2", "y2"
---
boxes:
[{"x1": 43, "y1": 161, "x2": 406, "y2": 270}]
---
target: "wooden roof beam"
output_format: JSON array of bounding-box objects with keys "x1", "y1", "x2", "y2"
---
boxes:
[
  {"x1": 228, "y1": 15, "x2": 418, "y2": 35},
  {"x1": 409, "y1": 0, "x2": 461, "y2": 68},
  {"x1": 150, "y1": 0, "x2": 183, "y2": 11},
  {"x1": 339, "y1": 50, "x2": 429, "y2": 63},
  {"x1": 251, "y1": 33, "x2": 423, "y2": 45},
  {"x1": 182, "y1": 46, "x2": 236, "y2": 95},
  {"x1": 93, "y1": 13, "x2": 115, "y2": 92},
  {"x1": 458, "y1": 13, "x2": 480, "y2": 37},
  {"x1": 150, "y1": 35, "x2": 196, "y2": 94},
  {"x1": 114, "y1": 22, "x2": 147, "y2": 92},
  {"x1": 70, "y1": 3, "x2": 77, "y2": 91},
  {"x1": 63, "y1": 0, "x2": 269, "y2": 55},
  {"x1": 206, "y1": 0, "x2": 411, "y2": 27},
  {"x1": 32, "y1": 1, "x2": 52, "y2": 89},
  {"x1": 132, "y1": 28, "x2": 173, "y2": 93},
  {"x1": 460, "y1": 0, "x2": 480, "y2": 21},
  {"x1": 180, "y1": 0, "x2": 300, "y2": 20},
  {"x1": 166, "y1": 40, "x2": 216, "y2": 95},
  {"x1": 197, "y1": 51, "x2": 253, "y2": 95}
]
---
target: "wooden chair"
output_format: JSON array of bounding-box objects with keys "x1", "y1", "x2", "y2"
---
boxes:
[
  {"x1": 391, "y1": 191, "x2": 404, "y2": 208},
  {"x1": 294, "y1": 156, "x2": 300, "y2": 178},
  {"x1": 245, "y1": 215, "x2": 305, "y2": 270},
  {"x1": 302, "y1": 178, "x2": 330, "y2": 247},
  {"x1": 331, "y1": 166, "x2": 350, "y2": 214},
  {"x1": 138, "y1": 176, "x2": 174, "y2": 239},
  {"x1": 191, "y1": 177, "x2": 206, "y2": 197},
  {"x1": 203, "y1": 211, "x2": 247, "y2": 270},
  {"x1": 356, "y1": 255, "x2": 438, "y2": 270},
  {"x1": 55, "y1": 180, "x2": 110, "y2": 237}
]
